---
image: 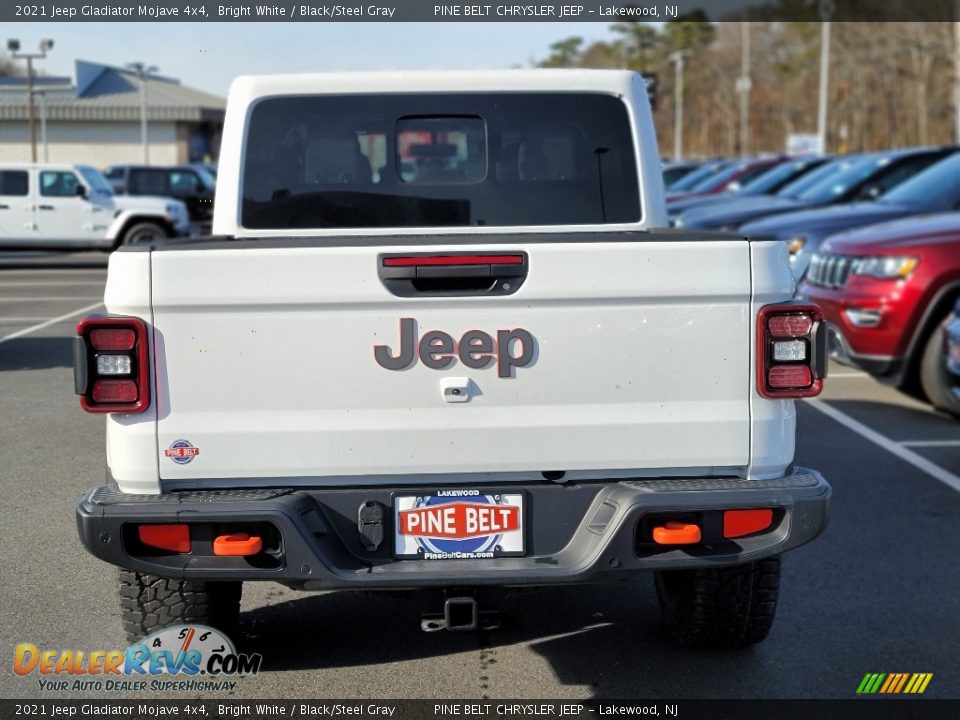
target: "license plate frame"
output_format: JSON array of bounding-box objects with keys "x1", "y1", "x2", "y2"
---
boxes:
[{"x1": 392, "y1": 490, "x2": 526, "y2": 560}]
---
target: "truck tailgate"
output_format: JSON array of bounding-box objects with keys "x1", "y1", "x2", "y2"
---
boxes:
[{"x1": 151, "y1": 238, "x2": 751, "y2": 483}]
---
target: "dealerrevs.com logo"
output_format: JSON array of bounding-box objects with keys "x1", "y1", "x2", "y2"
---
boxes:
[{"x1": 14, "y1": 625, "x2": 261, "y2": 693}]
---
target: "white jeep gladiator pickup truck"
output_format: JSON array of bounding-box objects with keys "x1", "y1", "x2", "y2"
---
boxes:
[
  {"x1": 74, "y1": 70, "x2": 830, "y2": 648},
  {"x1": 0, "y1": 163, "x2": 190, "y2": 250}
]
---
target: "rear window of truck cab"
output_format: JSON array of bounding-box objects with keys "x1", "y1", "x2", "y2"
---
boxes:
[{"x1": 241, "y1": 93, "x2": 641, "y2": 229}]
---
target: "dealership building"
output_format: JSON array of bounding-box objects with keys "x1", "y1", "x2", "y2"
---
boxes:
[{"x1": 0, "y1": 60, "x2": 225, "y2": 165}]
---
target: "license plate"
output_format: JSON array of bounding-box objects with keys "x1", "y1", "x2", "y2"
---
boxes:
[{"x1": 393, "y1": 490, "x2": 525, "y2": 559}]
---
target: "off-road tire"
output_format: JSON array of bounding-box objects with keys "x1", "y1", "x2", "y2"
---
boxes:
[
  {"x1": 117, "y1": 569, "x2": 242, "y2": 643},
  {"x1": 121, "y1": 222, "x2": 167, "y2": 247},
  {"x1": 654, "y1": 556, "x2": 781, "y2": 649},
  {"x1": 919, "y1": 317, "x2": 960, "y2": 416}
]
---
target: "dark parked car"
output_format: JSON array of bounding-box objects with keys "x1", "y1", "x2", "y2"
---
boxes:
[
  {"x1": 678, "y1": 147, "x2": 954, "y2": 232},
  {"x1": 742, "y1": 149, "x2": 960, "y2": 281},
  {"x1": 800, "y1": 212, "x2": 960, "y2": 415},
  {"x1": 662, "y1": 160, "x2": 703, "y2": 189},
  {"x1": 103, "y1": 164, "x2": 215, "y2": 228},
  {"x1": 662, "y1": 159, "x2": 731, "y2": 197},
  {"x1": 666, "y1": 155, "x2": 785, "y2": 205},
  {"x1": 666, "y1": 155, "x2": 830, "y2": 222}
]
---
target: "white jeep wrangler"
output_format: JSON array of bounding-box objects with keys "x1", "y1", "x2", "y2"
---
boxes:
[{"x1": 0, "y1": 163, "x2": 189, "y2": 250}]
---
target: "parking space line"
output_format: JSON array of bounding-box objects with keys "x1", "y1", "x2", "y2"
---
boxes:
[
  {"x1": 0, "y1": 317, "x2": 55, "y2": 323},
  {"x1": 0, "y1": 301, "x2": 103, "y2": 347},
  {"x1": 900, "y1": 440, "x2": 960, "y2": 448},
  {"x1": 805, "y1": 399, "x2": 960, "y2": 493}
]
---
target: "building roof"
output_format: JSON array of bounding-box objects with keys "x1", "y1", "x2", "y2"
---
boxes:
[{"x1": 0, "y1": 61, "x2": 225, "y2": 123}]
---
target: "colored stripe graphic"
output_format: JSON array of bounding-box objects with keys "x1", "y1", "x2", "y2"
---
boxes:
[{"x1": 858, "y1": 673, "x2": 933, "y2": 694}]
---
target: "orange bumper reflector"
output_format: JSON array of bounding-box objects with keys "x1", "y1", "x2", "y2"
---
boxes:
[
  {"x1": 723, "y1": 509, "x2": 774, "y2": 539},
  {"x1": 213, "y1": 532, "x2": 263, "y2": 557},
  {"x1": 652, "y1": 521, "x2": 701, "y2": 545},
  {"x1": 138, "y1": 524, "x2": 190, "y2": 553}
]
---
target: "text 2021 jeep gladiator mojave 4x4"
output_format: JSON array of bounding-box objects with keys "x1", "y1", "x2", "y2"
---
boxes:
[{"x1": 74, "y1": 70, "x2": 830, "y2": 649}]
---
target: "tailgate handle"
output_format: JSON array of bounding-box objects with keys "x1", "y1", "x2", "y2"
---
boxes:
[{"x1": 379, "y1": 253, "x2": 528, "y2": 297}]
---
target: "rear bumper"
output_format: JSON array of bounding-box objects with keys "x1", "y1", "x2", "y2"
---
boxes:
[{"x1": 77, "y1": 469, "x2": 830, "y2": 589}]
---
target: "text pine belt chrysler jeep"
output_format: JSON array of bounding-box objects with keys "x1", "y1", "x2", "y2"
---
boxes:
[{"x1": 74, "y1": 70, "x2": 830, "y2": 648}]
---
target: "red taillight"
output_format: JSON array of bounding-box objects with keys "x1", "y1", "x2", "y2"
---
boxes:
[
  {"x1": 138, "y1": 524, "x2": 191, "y2": 554},
  {"x1": 767, "y1": 365, "x2": 813, "y2": 388},
  {"x1": 767, "y1": 314, "x2": 813, "y2": 338},
  {"x1": 75, "y1": 316, "x2": 150, "y2": 413},
  {"x1": 90, "y1": 328, "x2": 136, "y2": 351},
  {"x1": 723, "y1": 509, "x2": 774, "y2": 539},
  {"x1": 91, "y1": 379, "x2": 139, "y2": 403},
  {"x1": 757, "y1": 304, "x2": 825, "y2": 398}
]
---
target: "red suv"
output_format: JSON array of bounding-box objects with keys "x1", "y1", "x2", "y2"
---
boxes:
[{"x1": 800, "y1": 212, "x2": 960, "y2": 414}]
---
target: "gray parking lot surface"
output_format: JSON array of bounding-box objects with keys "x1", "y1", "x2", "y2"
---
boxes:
[{"x1": 1, "y1": 253, "x2": 957, "y2": 700}]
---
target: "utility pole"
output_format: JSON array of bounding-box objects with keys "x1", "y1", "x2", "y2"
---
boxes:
[
  {"x1": 670, "y1": 50, "x2": 690, "y2": 160},
  {"x1": 127, "y1": 62, "x2": 158, "y2": 164},
  {"x1": 737, "y1": 22, "x2": 752, "y2": 157},
  {"x1": 955, "y1": 5, "x2": 960, "y2": 143},
  {"x1": 7, "y1": 38, "x2": 54, "y2": 163},
  {"x1": 817, "y1": 2, "x2": 834, "y2": 154},
  {"x1": 38, "y1": 91, "x2": 48, "y2": 162}
]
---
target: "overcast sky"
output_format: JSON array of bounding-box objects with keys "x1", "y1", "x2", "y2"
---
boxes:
[{"x1": 3, "y1": 22, "x2": 620, "y2": 96}]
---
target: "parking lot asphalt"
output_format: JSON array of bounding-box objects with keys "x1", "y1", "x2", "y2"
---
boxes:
[{"x1": 1, "y1": 252, "x2": 957, "y2": 701}]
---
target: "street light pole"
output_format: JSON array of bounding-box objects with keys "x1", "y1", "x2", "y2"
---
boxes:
[
  {"x1": 7, "y1": 38, "x2": 54, "y2": 163},
  {"x1": 670, "y1": 51, "x2": 690, "y2": 160},
  {"x1": 816, "y1": 21, "x2": 831, "y2": 153},
  {"x1": 127, "y1": 62, "x2": 158, "y2": 164},
  {"x1": 737, "y1": 22, "x2": 752, "y2": 157},
  {"x1": 817, "y1": 2, "x2": 834, "y2": 154}
]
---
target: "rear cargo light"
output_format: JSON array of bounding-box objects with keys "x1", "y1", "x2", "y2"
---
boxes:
[
  {"x1": 757, "y1": 304, "x2": 825, "y2": 398},
  {"x1": 75, "y1": 316, "x2": 150, "y2": 413},
  {"x1": 723, "y1": 509, "x2": 774, "y2": 539},
  {"x1": 383, "y1": 255, "x2": 524, "y2": 267},
  {"x1": 138, "y1": 524, "x2": 190, "y2": 554}
]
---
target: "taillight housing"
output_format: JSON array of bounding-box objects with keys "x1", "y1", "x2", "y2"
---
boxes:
[
  {"x1": 757, "y1": 304, "x2": 826, "y2": 398},
  {"x1": 74, "y1": 316, "x2": 150, "y2": 413}
]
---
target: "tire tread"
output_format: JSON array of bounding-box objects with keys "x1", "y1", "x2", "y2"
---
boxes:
[
  {"x1": 117, "y1": 569, "x2": 241, "y2": 643},
  {"x1": 655, "y1": 556, "x2": 781, "y2": 648}
]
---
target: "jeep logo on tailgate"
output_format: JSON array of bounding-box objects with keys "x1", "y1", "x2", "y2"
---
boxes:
[{"x1": 374, "y1": 318, "x2": 535, "y2": 378}]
